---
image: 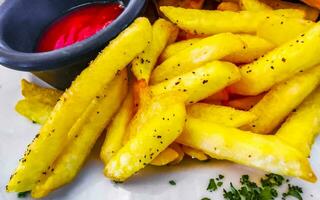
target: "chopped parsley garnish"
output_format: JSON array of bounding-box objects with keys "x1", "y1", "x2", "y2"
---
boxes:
[
  {"x1": 17, "y1": 191, "x2": 30, "y2": 198},
  {"x1": 261, "y1": 173, "x2": 284, "y2": 187},
  {"x1": 282, "y1": 184, "x2": 303, "y2": 200},
  {"x1": 207, "y1": 178, "x2": 218, "y2": 192},
  {"x1": 169, "y1": 180, "x2": 176, "y2": 185},
  {"x1": 201, "y1": 198, "x2": 211, "y2": 200}
]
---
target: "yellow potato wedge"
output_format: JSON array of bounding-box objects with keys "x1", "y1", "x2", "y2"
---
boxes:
[
  {"x1": 31, "y1": 70, "x2": 128, "y2": 198},
  {"x1": 105, "y1": 92, "x2": 186, "y2": 182},
  {"x1": 15, "y1": 99, "x2": 53, "y2": 125},
  {"x1": 132, "y1": 19, "x2": 178, "y2": 83},
  {"x1": 150, "y1": 61, "x2": 240, "y2": 104},
  {"x1": 177, "y1": 117, "x2": 316, "y2": 182},
  {"x1": 187, "y1": 103, "x2": 256, "y2": 127},
  {"x1": 6, "y1": 17, "x2": 151, "y2": 193},
  {"x1": 229, "y1": 22, "x2": 320, "y2": 96},
  {"x1": 169, "y1": 143, "x2": 185, "y2": 164},
  {"x1": 217, "y1": 2, "x2": 241, "y2": 11},
  {"x1": 158, "y1": 0, "x2": 205, "y2": 9},
  {"x1": 239, "y1": 0, "x2": 273, "y2": 11},
  {"x1": 276, "y1": 87, "x2": 320, "y2": 157},
  {"x1": 100, "y1": 90, "x2": 134, "y2": 165},
  {"x1": 150, "y1": 33, "x2": 244, "y2": 84},
  {"x1": 150, "y1": 147, "x2": 179, "y2": 166},
  {"x1": 182, "y1": 146, "x2": 208, "y2": 161},
  {"x1": 244, "y1": 65, "x2": 320, "y2": 134},
  {"x1": 159, "y1": 38, "x2": 202, "y2": 63},
  {"x1": 160, "y1": 6, "x2": 305, "y2": 35},
  {"x1": 223, "y1": 34, "x2": 275, "y2": 64},
  {"x1": 257, "y1": 16, "x2": 314, "y2": 46},
  {"x1": 261, "y1": 0, "x2": 319, "y2": 21},
  {"x1": 21, "y1": 79, "x2": 62, "y2": 106},
  {"x1": 227, "y1": 94, "x2": 264, "y2": 111}
]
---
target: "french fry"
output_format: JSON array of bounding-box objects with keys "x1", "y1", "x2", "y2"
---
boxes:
[
  {"x1": 257, "y1": 16, "x2": 314, "y2": 45},
  {"x1": 21, "y1": 79, "x2": 62, "y2": 106},
  {"x1": 187, "y1": 103, "x2": 256, "y2": 127},
  {"x1": 301, "y1": 0, "x2": 320, "y2": 10},
  {"x1": 160, "y1": 6, "x2": 305, "y2": 35},
  {"x1": 182, "y1": 146, "x2": 208, "y2": 161},
  {"x1": 6, "y1": 17, "x2": 152, "y2": 192},
  {"x1": 170, "y1": 143, "x2": 185, "y2": 164},
  {"x1": 203, "y1": 89, "x2": 229, "y2": 103},
  {"x1": 227, "y1": 94, "x2": 264, "y2": 110},
  {"x1": 150, "y1": 148, "x2": 179, "y2": 166},
  {"x1": 132, "y1": 19, "x2": 178, "y2": 83},
  {"x1": 158, "y1": 0, "x2": 205, "y2": 9},
  {"x1": 244, "y1": 66, "x2": 320, "y2": 134},
  {"x1": 105, "y1": 92, "x2": 186, "y2": 182},
  {"x1": 159, "y1": 38, "x2": 202, "y2": 63},
  {"x1": 217, "y1": 2, "x2": 241, "y2": 11},
  {"x1": 239, "y1": 0, "x2": 273, "y2": 11},
  {"x1": 150, "y1": 33, "x2": 244, "y2": 84},
  {"x1": 31, "y1": 70, "x2": 128, "y2": 198},
  {"x1": 150, "y1": 61, "x2": 240, "y2": 104},
  {"x1": 100, "y1": 90, "x2": 134, "y2": 165},
  {"x1": 229, "y1": 22, "x2": 320, "y2": 96},
  {"x1": 276, "y1": 87, "x2": 320, "y2": 157},
  {"x1": 177, "y1": 117, "x2": 316, "y2": 182},
  {"x1": 261, "y1": 0, "x2": 319, "y2": 21},
  {"x1": 15, "y1": 99, "x2": 53, "y2": 125},
  {"x1": 223, "y1": 34, "x2": 275, "y2": 64}
]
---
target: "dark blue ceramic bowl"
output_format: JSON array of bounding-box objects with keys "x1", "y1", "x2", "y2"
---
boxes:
[{"x1": 0, "y1": 0, "x2": 146, "y2": 89}]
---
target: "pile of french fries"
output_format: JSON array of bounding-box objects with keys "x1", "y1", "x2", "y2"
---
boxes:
[{"x1": 7, "y1": 0, "x2": 320, "y2": 198}]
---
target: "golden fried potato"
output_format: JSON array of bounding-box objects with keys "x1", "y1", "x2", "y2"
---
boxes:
[
  {"x1": 158, "y1": 0, "x2": 205, "y2": 9},
  {"x1": 217, "y1": 2, "x2": 241, "y2": 11},
  {"x1": 150, "y1": 147, "x2": 179, "y2": 166},
  {"x1": 169, "y1": 143, "x2": 185, "y2": 164},
  {"x1": 276, "y1": 87, "x2": 320, "y2": 157},
  {"x1": 150, "y1": 61, "x2": 240, "y2": 104},
  {"x1": 105, "y1": 92, "x2": 186, "y2": 182},
  {"x1": 100, "y1": 90, "x2": 134, "y2": 165},
  {"x1": 257, "y1": 16, "x2": 314, "y2": 45},
  {"x1": 6, "y1": 17, "x2": 151, "y2": 192},
  {"x1": 244, "y1": 66, "x2": 320, "y2": 134},
  {"x1": 150, "y1": 33, "x2": 244, "y2": 84},
  {"x1": 301, "y1": 0, "x2": 320, "y2": 10},
  {"x1": 229, "y1": 22, "x2": 320, "y2": 96},
  {"x1": 177, "y1": 117, "x2": 316, "y2": 182},
  {"x1": 239, "y1": 0, "x2": 272, "y2": 11},
  {"x1": 31, "y1": 70, "x2": 128, "y2": 198},
  {"x1": 187, "y1": 103, "x2": 256, "y2": 127},
  {"x1": 223, "y1": 34, "x2": 275, "y2": 64},
  {"x1": 182, "y1": 146, "x2": 208, "y2": 161},
  {"x1": 132, "y1": 19, "x2": 178, "y2": 83},
  {"x1": 160, "y1": 6, "x2": 305, "y2": 35},
  {"x1": 227, "y1": 94, "x2": 264, "y2": 110},
  {"x1": 202, "y1": 89, "x2": 229, "y2": 103}
]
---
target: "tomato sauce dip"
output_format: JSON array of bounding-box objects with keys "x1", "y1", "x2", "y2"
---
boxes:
[{"x1": 36, "y1": 3, "x2": 124, "y2": 52}]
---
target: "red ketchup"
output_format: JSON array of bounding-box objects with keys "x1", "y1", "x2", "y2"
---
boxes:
[{"x1": 36, "y1": 3, "x2": 124, "y2": 52}]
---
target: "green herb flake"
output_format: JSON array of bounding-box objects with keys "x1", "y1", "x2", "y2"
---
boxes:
[
  {"x1": 201, "y1": 198, "x2": 211, "y2": 200},
  {"x1": 17, "y1": 191, "x2": 30, "y2": 198},
  {"x1": 169, "y1": 180, "x2": 176, "y2": 185},
  {"x1": 207, "y1": 178, "x2": 218, "y2": 192},
  {"x1": 282, "y1": 184, "x2": 303, "y2": 200}
]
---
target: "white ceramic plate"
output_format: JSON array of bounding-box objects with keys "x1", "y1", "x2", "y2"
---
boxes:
[{"x1": 0, "y1": 66, "x2": 320, "y2": 200}]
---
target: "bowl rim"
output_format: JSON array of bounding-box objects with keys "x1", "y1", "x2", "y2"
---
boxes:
[{"x1": 0, "y1": 0, "x2": 146, "y2": 71}]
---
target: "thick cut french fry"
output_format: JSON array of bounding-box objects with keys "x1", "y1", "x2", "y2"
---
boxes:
[
  {"x1": 150, "y1": 61, "x2": 240, "y2": 104},
  {"x1": 257, "y1": 16, "x2": 314, "y2": 46},
  {"x1": 229, "y1": 22, "x2": 320, "y2": 96},
  {"x1": 159, "y1": 38, "x2": 202, "y2": 63},
  {"x1": 132, "y1": 19, "x2": 178, "y2": 83},
  {"x1": 31, "y1": 70, "x2": 128, "y2": 198},
  {"x1": 203, "y1": 89, "x2": 229, "y2": 103},
  {"x1": 100, "y1": 91, "x2": 134, "y2": 165},
  {"x1": 158, "y1": 0, "x2": 205, "y2": 9},
  {"x1": 301, "y1": 0, "x2": 320, "y2": 10},
  {"x1": 15, "y1": 100, "x2": 53, "y2": 125},
  {"x1": 170, "y1": 143, "x2": 185, "y2": 164},
  {"x1": 227, "y1": 94, "x2": 264, "y2": 111},
  {"x1": 217, "y1": 2, "x2": 241, "y2": 11},
  {"x1": 244, "y1": 66, "x2": 320, "y2": 134},
  {"x1": 177, "y1": 117, "x2": 316, "y2": 182},
  {"x1": 239, "y1": 0, "x2": 273, "y2": 11},
  {"x1": 150, "y1": 148, "x2": 179, "y2": 166},
  {"x1": 187, "y1": 103, "x2": 256, "y2": 127},
  {"x1": 150, "y1": 33, "x2": 244, "y2": 84},
  {"x1": 105, "y1": 93, "x2": 186, "y2": 182},
  {"x1": 276, "y1": 87, "x2": 320, "y2": 157},
  {"x1": 223, "y1": 34, "x2": 275, "y2": 64},
  {"x1": 21, "y1": 79, "x2": 62, "y2": 106},
  {"x1": 6, "y1": 17, "x2": 151, "y2": 192},
  {"x1": 261, "y1": 0, "x2": 319, "y2": 21},
  {"x1": 182, "y1": 146, "x2": 208, "y2": 161},
  {"x1": 160, "y1": 6, "x2": 305, "y2": 35}
]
